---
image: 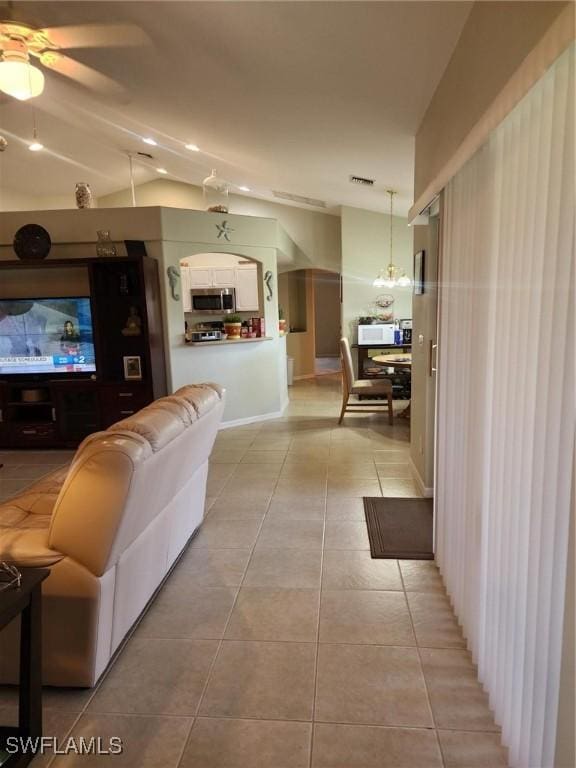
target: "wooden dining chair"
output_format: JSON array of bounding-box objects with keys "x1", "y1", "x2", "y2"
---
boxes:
[{"x1": 339, "y1": 338, "x2": 393, "y2": 425}]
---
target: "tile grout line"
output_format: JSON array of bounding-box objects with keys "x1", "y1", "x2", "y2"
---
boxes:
[
  {"x1": 398, "y1": 562, "x2": 446, "y2": 768},
  {"x1": 174, "y1": 425, "x2": 267, "y2": 768},
  {"x1": 308, "y1": 458, "x2": 328, "y2": 768},
  {"x1": 175, "y1": 427, "x2": 289, "y2": 768}
]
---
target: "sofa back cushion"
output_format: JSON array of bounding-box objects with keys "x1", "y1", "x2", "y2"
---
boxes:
[{"x1": 48, "y1": 384, "x2": 224, "y2": 576}]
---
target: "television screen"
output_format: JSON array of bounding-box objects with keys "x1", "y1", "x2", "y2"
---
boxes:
[{"x1": 0, "y1": 297, "x2": 96, "y2": 376}]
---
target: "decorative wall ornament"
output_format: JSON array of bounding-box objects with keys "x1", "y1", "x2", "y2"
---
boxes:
[
  {"x1": 166, "y1": 265, "x2": 181, "y2": 301},
  {"x1": 216, "y1": 220, "x2": 234, "y2": 241},
  {"x1": 121, "y1": 306, "x2": 142, "y2": 337},
  {"x1": 13, "y1": 223, "x2": 51, "y2": 260},
  {"x1": 264, "y1": 270, "x2": 273, "y2": 301},
  {"x1": 374, "y1": 294, "x2": 394, "y2": 308}
]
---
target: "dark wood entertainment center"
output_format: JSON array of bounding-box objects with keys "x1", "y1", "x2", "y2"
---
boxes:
[{"x1": 0, "y1": 254, "x2": 167, "y2": 449}]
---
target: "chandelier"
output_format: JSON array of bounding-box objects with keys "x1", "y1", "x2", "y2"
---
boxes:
[{"x1": 373, "y1": 189, "x2": 411, "y2": 288}]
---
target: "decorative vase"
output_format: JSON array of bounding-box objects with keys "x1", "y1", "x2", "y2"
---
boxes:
[
  {"x1": 202, "y1": 169, "x2": 229, "y2": 213},
  {"x1": 96, "y1": 230, "x2": 117, "y2": 257},
  {"x1": 75, "y1": 182, "x2": 92, "y2": 209},
  {"x1": 224, "y1": 322, "x2": 242, "y2": 339}
]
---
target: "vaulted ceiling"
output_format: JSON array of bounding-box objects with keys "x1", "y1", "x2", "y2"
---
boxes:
[{"x1": 0, "y1": 1, "x2": 471, "y2": 214}]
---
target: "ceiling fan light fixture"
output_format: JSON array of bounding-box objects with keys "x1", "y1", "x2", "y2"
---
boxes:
[{"x1": 0, "y1": 47, "x2": 44, "y2": 101}]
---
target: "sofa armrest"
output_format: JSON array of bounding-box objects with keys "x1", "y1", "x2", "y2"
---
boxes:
[{"x1": 0, "y1": 528, "x2": 64, "y2": 568}]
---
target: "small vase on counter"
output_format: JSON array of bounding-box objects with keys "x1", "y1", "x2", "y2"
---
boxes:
[
  {"x1": 75, "y1": 182, "x2": 92, "y2": 209},
  {"x1": 223, "y1": 314, "x2": 242, "y2": 339}
]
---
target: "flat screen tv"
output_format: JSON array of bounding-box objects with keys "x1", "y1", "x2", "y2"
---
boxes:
[{"x1": 0, "y1": 297, "x2": 96, "y2": 376}]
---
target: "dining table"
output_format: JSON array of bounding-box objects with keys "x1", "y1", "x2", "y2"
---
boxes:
[{"x1": 372, "y1": 352, "x2": 412, "y2": 419}]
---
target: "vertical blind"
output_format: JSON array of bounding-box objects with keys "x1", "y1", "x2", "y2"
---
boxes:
[{"x1": 436, "y1": 44, "x2": 574, "y2": 768}]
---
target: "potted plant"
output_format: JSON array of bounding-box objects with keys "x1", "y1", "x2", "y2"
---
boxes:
[
  {"x1": 278, "y1": 307, "x2": 287, "y2": 335},
  {"x1": 224, "y1": 314, "x2": 242, "y2": 339}
]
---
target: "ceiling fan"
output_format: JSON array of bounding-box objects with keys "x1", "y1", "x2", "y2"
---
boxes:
[{"x1": 0, "y1": 19, "x2": 147, "y2": 100}]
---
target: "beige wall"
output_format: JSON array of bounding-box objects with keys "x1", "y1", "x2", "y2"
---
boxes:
[
  {"x1": 341, "y1": 206, "x2": 413, "y2": 372},
  {"x1": 0, "y1": 188, "x2": 78, "y2": 212},
  {"x1": 414, "y1": 1, "x2": 568, "y2": 204},
  {"x1": 279, "y1": 270, "x2": 317, "y2": 379},
  {"x1": 314, "y1": 270, "x2": 341, "y2": 357},
  {"x1": 99, "y1": 179, "x2": 341, "y2": 273}
]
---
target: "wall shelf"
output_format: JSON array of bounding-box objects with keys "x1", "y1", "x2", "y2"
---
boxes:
[{"x1": 185, "y1": 336, "x2": 273, "y2": 347}]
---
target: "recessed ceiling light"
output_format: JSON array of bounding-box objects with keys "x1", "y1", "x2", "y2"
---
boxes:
[
  {"x1": 238, "y1": 185, "x2": 250, "y2": 192},
  {"x1": 185, "y1": 143, "x2": 200, "y2": 152},
  {"x1": 143, "y1": 137, "x2": 157, "y2": 146},
  {"x1": 156, "y1": 167, "x2": 168, "y2": 174},
  {"x1": 28, "y1": 141, "x2": 44, "y2": 152}
]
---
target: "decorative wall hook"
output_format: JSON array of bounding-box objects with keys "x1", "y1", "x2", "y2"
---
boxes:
[
  {"x1": 264, "y1": 270, "x2": 273, "y2": 302},
  {"x1": 167, "y1": 265, "x2": 181, "y2": 301}
]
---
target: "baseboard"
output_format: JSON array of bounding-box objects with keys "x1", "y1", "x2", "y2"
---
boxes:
[
  {"x1": 410, "y1": 456, "x2": 434, "y2": 498},
  {"x1": 220, "y1": 401, "x2": 289, "y2": 430}
]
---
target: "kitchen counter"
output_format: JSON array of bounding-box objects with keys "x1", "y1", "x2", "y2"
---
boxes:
[{"x1": 185, "y1": 336, "x2": 273, "y2": 347}]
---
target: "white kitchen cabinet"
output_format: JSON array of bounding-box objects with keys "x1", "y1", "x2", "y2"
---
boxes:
[
  {"x1": 180, "y1": 265, "x2": 192, "y2": 312},
  {"x1": 182, "y1": 263, "x2": 260, "y2": 313},
  {"x1": 188, "y1": 268, "x2": 213, "y2": 288},
  {"x1": 235, "y1": 264, "x2": 259, "y2": 311},
  {"x1": 211, "y1": 267, "x2": 236, "y2": 286}
]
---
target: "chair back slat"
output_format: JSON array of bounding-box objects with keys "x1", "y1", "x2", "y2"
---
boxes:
[{"x1": 340, "y1": 338, "x2": 354, "y2": 390}]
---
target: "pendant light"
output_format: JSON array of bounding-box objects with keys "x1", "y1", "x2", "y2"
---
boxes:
[
  {"x1": 373, "y1": 190, "x2": 411, "y2": 288},
  {"x1": 28, "y1": 110, "x2": 43, "y2": 151}
]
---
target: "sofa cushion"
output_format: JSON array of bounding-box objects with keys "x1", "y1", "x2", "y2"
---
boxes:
[
  {"x1": 110, "y1": 405, "x2": 185, "y2": 452},
  {"x1": 0, "y1": 466, "x2": 70, "y2": 526},
  {"x1": 147, "y1": 397, "x2": 198, "y2": 426},
  {"x1": 0, "y1": 528, "x2": 63, "y2": 567},
  {"x1": 173, "y1": 383, "x2": 223, "y2": 417}
]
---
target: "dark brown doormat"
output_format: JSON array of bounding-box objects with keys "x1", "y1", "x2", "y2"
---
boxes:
[{"x1": 363, "y1": 497, "x2": 434, "y2": 559}]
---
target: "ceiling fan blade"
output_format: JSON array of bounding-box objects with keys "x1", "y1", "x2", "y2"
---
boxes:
[
  {"x1": 40, "y1": 23, "x2": 148, "y2": 50},
  {"x1": 41, "y1": 52, "x2": 125, "y2": 98}
]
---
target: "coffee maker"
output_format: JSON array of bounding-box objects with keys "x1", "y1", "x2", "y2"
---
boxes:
[{"x1": 399, "y1": 319, "x2": 412, "y2": 344}]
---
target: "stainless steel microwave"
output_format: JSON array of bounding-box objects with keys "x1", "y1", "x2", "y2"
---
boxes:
[{"x1": 189, "y1": 288, "x2": 236, "y2": 314}]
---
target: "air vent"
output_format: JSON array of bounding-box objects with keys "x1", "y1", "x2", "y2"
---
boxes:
[
  {"x1": 350, "y1": 175, "x2": 375, "y2": 186},
  {"x1": 273, "y1": 190, "x2": 327, "y2": 208}
]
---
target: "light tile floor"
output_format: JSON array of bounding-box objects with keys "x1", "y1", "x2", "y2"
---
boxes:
[{"x1": 0, "y1": 376, "x2": 508, "y2": 767}]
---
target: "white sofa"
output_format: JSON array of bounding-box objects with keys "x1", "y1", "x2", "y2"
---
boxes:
[{"x1": 0, "y1": 383, "x2": 224, "y2": 687}]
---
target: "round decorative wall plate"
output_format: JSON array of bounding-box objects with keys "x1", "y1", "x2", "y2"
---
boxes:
[
  {"x1": 13, "y1": 224, "x2": 52, "y2": 261},
  {"x1": 374, "y1": 293, "x2": 394, "y2": 308}
]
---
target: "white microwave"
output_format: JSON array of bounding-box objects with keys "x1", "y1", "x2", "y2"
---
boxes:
[{"x1": 357, "y1": 323, "x2": 395, "y2": 345}]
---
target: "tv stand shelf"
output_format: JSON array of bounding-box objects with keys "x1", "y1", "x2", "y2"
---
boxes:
[{"x1": 0, "y1": 254, "x2": 167, "y2": 449}]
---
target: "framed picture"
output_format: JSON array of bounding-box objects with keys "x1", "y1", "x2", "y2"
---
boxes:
[
  {"x1": 123, "y1": 355, "x2": 142, "y2": 380},
  {"x1": 414, "y1": 250, "x2": 425, "y2": 295}
]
